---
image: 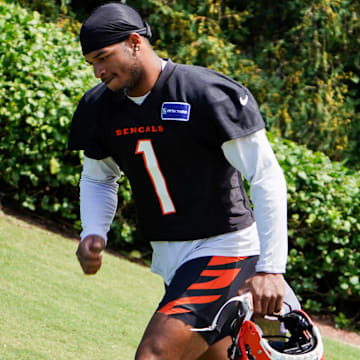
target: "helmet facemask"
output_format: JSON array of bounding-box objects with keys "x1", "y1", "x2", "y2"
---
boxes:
[{"x1": 236, "y1": 310, "x2": 324, "y2": 360}]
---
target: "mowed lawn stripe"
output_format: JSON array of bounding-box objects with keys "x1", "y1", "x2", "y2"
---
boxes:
[{"x1": 0, "y1": 212, "x2": 163, "y2": 360}]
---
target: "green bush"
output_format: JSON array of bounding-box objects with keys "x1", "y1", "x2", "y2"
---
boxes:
[
  {"x1": 15, "y1": 0, "x2": 72, "y2": 20},
  {"x1": 0, "y1": 0, "x2": 93, "y2": 221},
  {"x1": 270, "y1": 134, "x2": 360, "y2": 324}
]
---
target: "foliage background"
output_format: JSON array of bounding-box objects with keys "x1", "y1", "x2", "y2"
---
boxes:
[
  {"x1": 1, "y1": 0, "x2": 359, "y2": 328},
  {"x1": 39, "y1": 0, "x2": 360, "y2": 167}
]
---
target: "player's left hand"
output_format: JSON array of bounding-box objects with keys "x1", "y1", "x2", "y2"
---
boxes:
[{"x1": 238, "y1": 272, "x2": 285, "y2": 316}]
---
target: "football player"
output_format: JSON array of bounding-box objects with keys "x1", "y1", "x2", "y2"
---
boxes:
[{"x1": 69, "y1": 3, "x2": 301, "y2": 359}]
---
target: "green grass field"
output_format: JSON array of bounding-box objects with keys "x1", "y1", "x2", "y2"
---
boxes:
[{"x1": 0, "y1": 211, "x2": 359, "y2": 359}]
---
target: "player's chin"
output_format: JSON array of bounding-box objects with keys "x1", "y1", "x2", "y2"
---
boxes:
[
  {"x1": 108, "y1": 84, "x2": 128, "y2": 96},
  {"x1": 104, "y1": 77, "x2": 119, "y2": 91},
  {"x1": 105, "y1": 81, "x2": 117, "y2": 92}
]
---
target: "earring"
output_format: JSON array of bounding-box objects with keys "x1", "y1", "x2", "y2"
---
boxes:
[{"x1": 135, "y1": 47, "x2": 139, "y2": 51}]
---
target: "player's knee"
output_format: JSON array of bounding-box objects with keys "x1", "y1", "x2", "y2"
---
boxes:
[{"x1": 135, "y1": 337, "x2": 168, "y2": 360}]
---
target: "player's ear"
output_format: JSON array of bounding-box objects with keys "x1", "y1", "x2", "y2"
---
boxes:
[{"x1": 127, "y1": 33, "x2": 142, "y2": 52}]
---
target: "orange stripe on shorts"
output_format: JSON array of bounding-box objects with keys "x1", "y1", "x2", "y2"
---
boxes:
[
  {"x1": 158, "y1": 295, "x2": 222, "y2": 315},
  {"x1": 188, "y1": 268, "x2": 241, "y2": 290},
  {"x1": 207, "y1": 256, "x2": 247, "y2": 267}
]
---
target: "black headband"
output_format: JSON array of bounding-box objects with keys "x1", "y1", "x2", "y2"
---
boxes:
[{"x1": 80, "y1": 3, "x2": 152, "y2": 55}]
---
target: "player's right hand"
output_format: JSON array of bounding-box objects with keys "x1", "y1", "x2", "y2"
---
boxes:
[{"x1": 76, "y1": 235, "x2": 106, "y2": 275}]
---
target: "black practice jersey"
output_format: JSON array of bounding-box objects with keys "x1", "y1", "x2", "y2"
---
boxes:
[{"x1": 68, "y1": 60, "x2": 265, "y2": 242}]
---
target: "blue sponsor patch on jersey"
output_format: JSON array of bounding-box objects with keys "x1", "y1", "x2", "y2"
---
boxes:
[{"x1": 161, "y1": 102, "x2": 191, "y2": 121}]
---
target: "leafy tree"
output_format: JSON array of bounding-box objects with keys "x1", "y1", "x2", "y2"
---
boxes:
[
  {"x1": 25, "y1": 0, "x2": 359, "y2": 166},
  {"x1": 15, "y1": 0, "x2": 360, "y2": 166},
  {"x1": 244, "y1": 0, "x2": 360, "y2": 166}
]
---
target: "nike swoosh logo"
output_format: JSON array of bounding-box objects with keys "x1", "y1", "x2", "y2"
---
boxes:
[{"x1": 240, "y1": 95, "x2": 248, "y2": 106}]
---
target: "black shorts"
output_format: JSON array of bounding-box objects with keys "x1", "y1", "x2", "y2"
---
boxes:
[{"x1": 157, "y1": 255, "x2": 258, "y2": 345}]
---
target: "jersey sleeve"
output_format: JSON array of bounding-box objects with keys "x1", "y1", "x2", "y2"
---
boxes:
[
  {"x1": 68, "y1": 85, "x2": 110, "y2": 160},
  {"x1": 210, "y1": 85, "x2": 265, "y2": 143}
]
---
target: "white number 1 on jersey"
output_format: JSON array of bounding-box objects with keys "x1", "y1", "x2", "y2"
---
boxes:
[{"x1": 135, "y1": 139, "x2": 176, "y2": 215}]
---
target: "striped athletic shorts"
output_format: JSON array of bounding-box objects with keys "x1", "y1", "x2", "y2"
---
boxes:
[{"x1": 156, "y1": 255, "x2": 258, "y2": 345}]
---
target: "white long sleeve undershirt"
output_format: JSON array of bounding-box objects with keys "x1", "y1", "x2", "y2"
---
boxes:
[
  {"x1": 221, "y1": 129, "x2": 288, "y2": 272},
  {"x1": 79, "y1": 129, "x2": 288, "y2": 273},
  {"x1": 80, "y1": 156, "x2": 121, "y2": 242}
]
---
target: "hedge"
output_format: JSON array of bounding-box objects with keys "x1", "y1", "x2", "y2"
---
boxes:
[
  {"x1": 270, "y1": 134, "x2": 360, "y2": 324},
  {"x1": 1, "y1": 1, "x2": 359, "y2": 327},
  {"x1": 0, "y1": 0, "x2": 93, "y2": 223}
]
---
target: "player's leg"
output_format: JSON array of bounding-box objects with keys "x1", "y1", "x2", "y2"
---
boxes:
[
  {"x1": 196, "y1": 336, "x2": 232, "y2": 360},
  {"x1": 136, "y1": 256, "x2": 258, "y2": 360},
  {"x1": 135, "y1": 312, "x2": 208, "y2": 360}
]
